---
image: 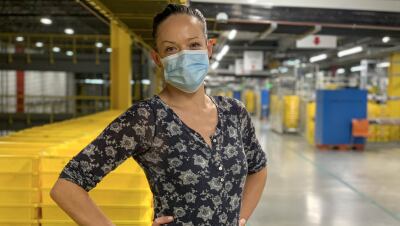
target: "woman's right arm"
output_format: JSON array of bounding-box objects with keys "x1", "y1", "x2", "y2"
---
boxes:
[
  {"x1": 50, "y1": 179, "x2": 174, "y2": 226},
  {"x1": 50, "y1": 102, "x2": 174, "y2": 226},
  {"x1": 50, "y1": 178, "x2": 114, "y2": 226}
]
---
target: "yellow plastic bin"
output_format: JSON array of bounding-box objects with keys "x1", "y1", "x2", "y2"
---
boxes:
[
  {"x1": 0, "y1": 204, "x2": 39, "y2": 221},
  {"x1": 0, "y1": 188, "x2": 39, "y2": 204}
]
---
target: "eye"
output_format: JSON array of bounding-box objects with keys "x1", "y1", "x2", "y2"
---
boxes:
[
  {"x1": 165, "y1": 46, "x2": 176, "y2": 53},
  {"x1": 190, "y1": 42, "x2": 202, "y2": 49}
]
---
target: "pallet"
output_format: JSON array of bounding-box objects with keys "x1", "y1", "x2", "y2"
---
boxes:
[{"x1": 316, "y1": 144, "x2": 365, "y2": 151}]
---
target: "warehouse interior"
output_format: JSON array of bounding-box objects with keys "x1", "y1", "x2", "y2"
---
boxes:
[{"x1": 0, "y1": 0, "x2": 399, "y2": 225}]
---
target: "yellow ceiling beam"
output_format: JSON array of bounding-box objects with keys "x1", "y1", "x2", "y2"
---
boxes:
[{"x1": 84, "y1": 0, "x2": 153, "y2": 51}]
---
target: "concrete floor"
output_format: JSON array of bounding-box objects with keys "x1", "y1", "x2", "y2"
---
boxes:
[{"x1": 248, "y1": 121, "x2": 400, "y2": 226}]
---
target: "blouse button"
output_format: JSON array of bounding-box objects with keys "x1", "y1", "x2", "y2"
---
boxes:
[
  {"x1": 218, "y1": 166, "x2": 223, "y2": 170},
  {"x1": 213, "y1": 138, "x2": 217, "y2": 142},
  {"x1": 220, "y1": 178, "x2": 224, "y2": 182}
]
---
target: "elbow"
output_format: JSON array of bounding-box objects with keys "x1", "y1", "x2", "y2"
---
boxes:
[{"x1": 50, "y1": 180, "x2": 62, "y2": 202}]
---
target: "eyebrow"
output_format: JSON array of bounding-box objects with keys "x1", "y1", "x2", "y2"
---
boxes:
[{"x1": 161, "y1": 37, "x2": 200, "y2": 45}]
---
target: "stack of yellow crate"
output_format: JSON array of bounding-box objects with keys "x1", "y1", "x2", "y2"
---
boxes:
[
  {"x1": 305, "y1": 102, "x2": 316, "y2": 145},
  {"x1": 0, "y1": 142, "x2": 43, "y2": 226},
  {"x1": 367, "y1": 102, "x2": 378, "y2": 142},
  {"x1": 40, "y1": 143, "x2": 153, "y2": 226},
  {"x1": 283, "y1": 95, "x2": 300, "y2": 131},
  {"x1": 0, "y1": 111, "x2": 153, "y2": 226},
  {"x1": 367, "y1": 101, "x2": 400, "y2": 142},
  {"x1": 244, "y1": 90, "x2": 256, "y2": 114}
]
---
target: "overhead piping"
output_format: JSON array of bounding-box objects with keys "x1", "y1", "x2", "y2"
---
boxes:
[
  {"x1": 249, "y1": 22, "x2": 278, "y2": 44},
  {"x1": 212, "y1": 18, "x2": 400, "y2": 32}
]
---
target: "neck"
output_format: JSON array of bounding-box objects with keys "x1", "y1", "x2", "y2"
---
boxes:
[{"x1": 159, "y1": 84, "x2": 208, "y2": 108}]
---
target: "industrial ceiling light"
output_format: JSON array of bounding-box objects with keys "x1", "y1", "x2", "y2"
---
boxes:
[
  {"x1": 106, "y1": 47, "x2": 112, "y2": 53},
  {"x1": 228, "y1": 29, "x2": 237, "y2": 40},
  {"x1": 35, "y1": 42, "x2": 44, "y2": 48},
  {"x1": 377, "y1": 62, "x2": 390, "y2": 68},
  {"x1": 40, "y1": 17, "x2": 52, "y2": 25},
  {"x1": 279, "y1": 67, "x2": 289, "y2": 73},
  {"x1": 309, "y1": 54, "x2": 327, "y2": 63},
  {"x1": 351, "y1": 65, "x2": 364, "y2": 72},
  {"x1": 64, "y1": 28, "x2": 74, "y2": 35},
  {"x1": 211, "y1": 61, "x2": 219, "y2": 70},
  {"x1": 52, "y1": 46, "x2": 61, "y2": 52},
  {"x1": 95, "y1": 42, "x2": 103, "y2": 48},
  {"x1": 66, "y1": 50, "x2": 74, "y2": 56},
  {"x1": 216, "y1": 12, "x2": 228, "y2": 23},
  {"x1": 337, "y1": 68, "x2": 346, "y2": 74},
  {"x1": 382, "y1": 36, "x2": 391, "y2": 43},
  {"x1": 216, "y1": 45, "x2": 230, "y2": 61},
  {"x1": 15, "y1": 36, "x2": 24, "y2": 42},
  {"x1": 142, "y1": 79, "x2": 151, "y2": 85},
  {"x1": 270, "y1": 69, "x2": 279, "y2": 74},
  {"x1": 337, "y1": 46, "x2": 363, "y2": 58}
]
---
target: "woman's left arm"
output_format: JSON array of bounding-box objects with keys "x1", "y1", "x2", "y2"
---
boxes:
[
  {"x1": 234, "y1": 98, "x2": 268, "y2": 226},
  {"x1": 239, "y1": 167, "x2": 268, "y2": 226}
]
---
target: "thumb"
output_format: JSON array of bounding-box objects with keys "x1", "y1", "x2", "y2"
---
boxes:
[
  {"x1": 239, "y1": 218, "x2": 247, "y2": 226},
  {"x1": 153, "y1": 216, "x2": 174, "y2": 226}
]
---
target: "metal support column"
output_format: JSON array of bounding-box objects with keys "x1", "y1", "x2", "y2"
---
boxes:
[{"x1": 110, "y1": 22, "x2": 132, "y2": 110}]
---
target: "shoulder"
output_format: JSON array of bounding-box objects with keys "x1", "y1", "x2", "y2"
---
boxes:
[{"x1": 122, "y1": 96, "x2": 159, "y2": 120}]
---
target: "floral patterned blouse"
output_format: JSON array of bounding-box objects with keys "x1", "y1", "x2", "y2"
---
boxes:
[{"x1": 59, "y1": 95, "x2": 267, "y2": 226}]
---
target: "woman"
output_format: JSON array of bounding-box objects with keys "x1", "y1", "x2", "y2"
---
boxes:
[{"x1": 50, "y1": 4, "x2": 267, "y2": 226}]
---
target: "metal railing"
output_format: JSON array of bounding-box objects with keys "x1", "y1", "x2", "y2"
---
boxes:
[{"x1": 0, "y1": 94, "x2": 110, "y2": 117}]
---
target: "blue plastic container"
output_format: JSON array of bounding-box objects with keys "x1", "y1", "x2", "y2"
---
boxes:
[
  {"x1": 233, "y1": 91, "x2": 241, "y2": 101},
  {"x1": 315, "y1": 89, "x2": 367, "y2": 145},
  {"x1": 261, "y1": 89, "x2": 270, "y2": 117}
]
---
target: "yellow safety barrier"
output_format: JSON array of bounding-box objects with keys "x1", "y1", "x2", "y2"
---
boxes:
[{"x1": 0, "y1": 110, "x2": 153, "y2": 226}]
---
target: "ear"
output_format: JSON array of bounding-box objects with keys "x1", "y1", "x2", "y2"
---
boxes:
[
  {"x1": 151, "y1": 49, "x2": 163, "y2": 68},
  {"x1": 206, "y1": 39, "x2": 213, "y2": 60}
]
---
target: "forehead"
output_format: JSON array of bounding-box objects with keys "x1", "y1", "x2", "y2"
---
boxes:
[{"x1": 156, "y1": 14, "x2": 205, "y2": 44}]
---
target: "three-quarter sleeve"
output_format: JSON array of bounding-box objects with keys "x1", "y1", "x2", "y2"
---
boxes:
[
  {"x1": 235, "y1": 99, "x2": 267, "y2": 174},
  {"x1": 59, "y1": 101, "x2": 155, "y2": 191}
]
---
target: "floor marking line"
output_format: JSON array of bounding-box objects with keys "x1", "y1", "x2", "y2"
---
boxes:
[{"x1": 293, "y1": 150, "x2": 400, "y2": 222}]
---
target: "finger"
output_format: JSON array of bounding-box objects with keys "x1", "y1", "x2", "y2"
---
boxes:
[
  {"x1": 239, "y1": 218, "x2": 246, "y2": 226},
  {"x1": 152, "y1": 216, "x2": 174, "y2": 226}
]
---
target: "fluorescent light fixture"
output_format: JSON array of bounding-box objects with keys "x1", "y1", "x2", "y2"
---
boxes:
[
  {"x1": 84, "y1": 79, "x2": 104, "y2": 85},
  {"x1": 211, "y1": 61, "x2": 219, "y2": 70},
  {"x1": 216, "y1": 45, "x2": 230, "y2": 61},
  {"x1": 40, "y1": 17, "x2": 52, "y2": 25},
  {"x1": 309, "y1": 54, "x2": 327, "y2": 63},
  {"x1": 377, "y1": 62, "x2": 390, "y2": 68},
  {"x1": 95, "y1": 42, "x2": 103, "y2": 48},
  {"x1": 64, "y1": 28, "x2": 74, "y2": 35},
  {"x1": 279, "y1": 67, "x2": 289, "y2": 73},
  {"x1": 285, "y1": 59, "x2": 300, "y2": 66},
  {"x1": 220, "y1": 45, "x2": 230, "y2": 55},
  {"x1": 337, "y1": 68, "x2": 345, "y2": 74},
  {"x1": 228, "y1": 29, "x2": 237, "y2": 40},
  {"x1": 248, "y1": 15, "x2": 263, "y2": 20},
  {"x1": 142, "y1": 79, "x2": 151, "y2": 85},
  {"x1": 52, "y1": 46, "x2": 61, "y2": 52},
  {"x1": 66, "y1": 50, "x2": 74, "y2": 56},
  {"x1": 382, "y1": 36, "x2": 390, "y2": 43},
  {"x1": 351, "y1": 65, "x2": 364, "y2": 72},
  {"x1": 270, "y1": 69, "x2": 279, "y2": 74},
  {"x1": 337, "y1": 46, "x2": 363, "y2": 58},
  {"x1": 106, "y1": 47, "x2": 112, "y2": 53},
  {"x1": 15, "y1": 36, "x2": 24, "y2": 42},
  {"x1": 35, "y1": 42, "x2": 44, "y2": 47}
]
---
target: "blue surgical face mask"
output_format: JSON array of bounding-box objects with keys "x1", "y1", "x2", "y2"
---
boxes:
[{"x1": 161, "y1": 50, "x2": 209, "y2": 93}]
